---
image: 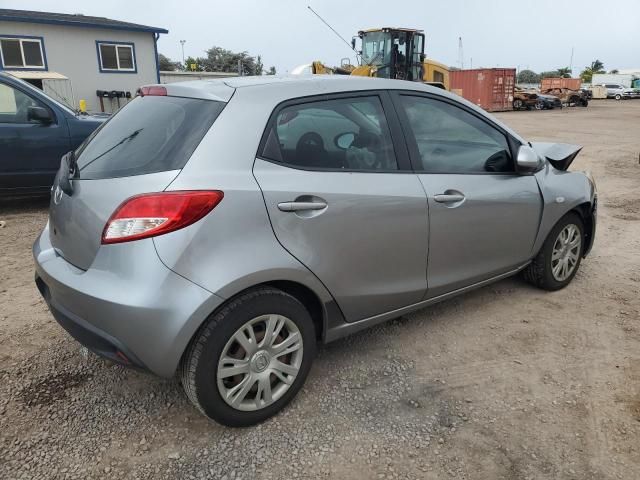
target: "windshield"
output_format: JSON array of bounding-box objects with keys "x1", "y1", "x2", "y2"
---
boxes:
[
  {"x1": 361, "y1": 32, "x2": 391, "y2": 67},
  {"x1": 74, "y1": 95, "x2": 225, "y2": 180}
]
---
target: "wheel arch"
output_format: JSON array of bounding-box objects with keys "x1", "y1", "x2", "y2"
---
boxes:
[
  {"x1": 178, "y1": 279, "x2": 335, "y2": 372},
  {"x1": 570, "y1": 201, "x2": 596, "y2": 257}
]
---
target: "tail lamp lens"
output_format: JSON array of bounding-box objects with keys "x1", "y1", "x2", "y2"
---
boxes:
[
  {"x1": 102, "y1": 191, "x2": 223, "y2": 244},
  {"x1": 138, "y1": 86, "x2": 167, "y2": 96}
]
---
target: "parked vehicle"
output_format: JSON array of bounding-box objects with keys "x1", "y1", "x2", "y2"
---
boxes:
[
  {"x1": 591, "y1": 73, "x2": 636, "y2": 89},
  {"x1": 541, "y1": 88, "x2": 588, "y2": 107},
  {"x1": 599, "y1": 83, "x2": 636, "y2": 100},
  {"x1": 0, "y1": 72, "x2": 107, "y2": 196},
  {"x1": 513, "y1": 88, "x2": 538, "y2": 110},
  {"x1": 34, "y1": 76, "x2": 597, "y2": 427},
  {"x1": 536, "y1": 94, "x2": 563, "y2": 109},
  {"x1": 581, "y1": 88, "x2": 593, "y2": 100}
]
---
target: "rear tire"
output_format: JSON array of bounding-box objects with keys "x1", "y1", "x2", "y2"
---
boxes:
[
  {"x1": 180, "y1": 287, "x2": 316, "y2": 427},
  {"x1": 615, "y1": 94, "x2": 622, "y2": 100},
  {"x1": 524, "y1": 213, "x2": 584, "y2": 291}
]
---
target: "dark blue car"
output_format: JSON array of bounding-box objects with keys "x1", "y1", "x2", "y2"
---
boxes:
[{"x1": 0, "y1": 72, "x2": 106, "y2": 196}]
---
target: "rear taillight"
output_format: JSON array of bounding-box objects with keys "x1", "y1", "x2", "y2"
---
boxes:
[{"x1": 102, "y1": 191, "x2": 223, "y2": 244}]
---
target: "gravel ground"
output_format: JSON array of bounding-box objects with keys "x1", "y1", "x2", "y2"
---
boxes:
[{"x1": 1, "y1": 100, "x2": 639, "y2": 480}]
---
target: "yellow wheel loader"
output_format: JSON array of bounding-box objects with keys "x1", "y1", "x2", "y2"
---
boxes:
[{"x1": 311, "y1": 28, "x2": 450, "y2": 90}]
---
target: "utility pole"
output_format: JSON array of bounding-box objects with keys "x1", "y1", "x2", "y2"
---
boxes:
[
  {"x1": 180, "y1": 40, "x2": 186, "y2": 67},
  {"x1": 458, "y1": 37, "x2": 464, "y2": 69},
  {"x1": 569, "y1": 46, "x2": 574, "y2": 74}
]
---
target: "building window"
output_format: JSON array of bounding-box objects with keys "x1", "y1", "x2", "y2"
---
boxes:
[
  {"x1": 96, "y1": 41, "x2": 136, "y2": 72},
  {"x1": 0, "y1": 36, "x2": 46, "y2": 70}
]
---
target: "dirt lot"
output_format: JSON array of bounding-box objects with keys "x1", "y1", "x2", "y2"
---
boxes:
[{"x1": 1, "y1": 100, "x2": 639, "y2": 480}]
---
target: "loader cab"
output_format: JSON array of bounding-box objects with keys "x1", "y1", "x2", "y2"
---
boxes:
[{"x1": 357, "y1": 28, "x2": 425, "y2": 81}]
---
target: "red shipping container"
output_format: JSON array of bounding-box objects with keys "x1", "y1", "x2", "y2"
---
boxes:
[
  {"x1": 450, "y1": 68, "x2": 516, "y2": 112},
  {"x1": 540, "y1": 77, "x2": 582, "y2": 91}
]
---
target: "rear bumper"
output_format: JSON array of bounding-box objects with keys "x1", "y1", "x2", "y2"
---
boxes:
[
  {"x1": 33, "y1": 223, "x2": 225, "y2": 377},
  {"x1": 35, "y1": 275, "x2": 148, "y2": 369}
]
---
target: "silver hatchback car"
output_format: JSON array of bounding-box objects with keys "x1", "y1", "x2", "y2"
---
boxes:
[{"x1": 34, "y1": 76, "x2": 596, "y2": 427}]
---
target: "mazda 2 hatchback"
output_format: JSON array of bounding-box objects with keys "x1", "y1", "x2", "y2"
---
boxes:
[{"x1": 34, "y1": 76, "x2": 596, "y2": 427}]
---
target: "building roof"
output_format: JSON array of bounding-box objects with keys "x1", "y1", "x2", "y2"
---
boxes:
[
  {"x1": 0, "y1": 9, "x2": 168, "y2": 34},
  {"x1": 5, "y1": 70, "x2": 68, "y2": 80}
]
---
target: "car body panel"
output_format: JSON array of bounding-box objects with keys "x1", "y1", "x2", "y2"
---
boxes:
[
  {"x1": 48, "y1": 169, "x2": 180, "y2": 270},
  {"x1": 418, "y1": 173, "x2": 542, "y2": 297},
  {"x1": 531, "y1": 161, "x2": 596, "y2": 257},
  {"x1": 254, "y1": 159, "x2": 429, "y2": 322},
  {"x1": 34, "y1": 222, "x2": 223, "y2": 377}
]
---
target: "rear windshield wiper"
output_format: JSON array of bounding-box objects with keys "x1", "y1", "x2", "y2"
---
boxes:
[{"x1": 78, "y1": 128, "x2": 143, "y2": 174}]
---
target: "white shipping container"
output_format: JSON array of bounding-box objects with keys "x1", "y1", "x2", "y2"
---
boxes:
[{"x1": 591, "y1": 73, "x2": 636, "y2": 88}]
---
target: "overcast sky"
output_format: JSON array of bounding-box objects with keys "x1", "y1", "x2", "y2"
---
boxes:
[{"x1": 11, "y1": 0, "x2": 640, "y2": 74}]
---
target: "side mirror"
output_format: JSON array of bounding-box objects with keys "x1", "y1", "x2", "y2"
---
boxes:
[
  {"x1": 516, "y1": 145, "x2": 541, "y2": 172},
  {"x1": 27, "y1": 106, "x2": 53, "y2": 124}
]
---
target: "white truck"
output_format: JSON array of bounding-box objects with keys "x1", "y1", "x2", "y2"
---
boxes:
[{"x1": 591, "y1": 73, "x2": 636, "y2": 88}]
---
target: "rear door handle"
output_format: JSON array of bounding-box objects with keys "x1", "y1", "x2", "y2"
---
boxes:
[
  {"x1": 434, "y1": 193, "x2": 465, "y2": 203},
  {"x1": 278, "y1": 201, "x2": 328, "y2": 212}
]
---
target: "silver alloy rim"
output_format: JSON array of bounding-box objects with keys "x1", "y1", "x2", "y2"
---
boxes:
[
  {"x1": 551, "y1": 224, "x2": 581, "y2": 282},
  {"x1": 217, "y1": 315, "x2": 303, "y2": 412}
]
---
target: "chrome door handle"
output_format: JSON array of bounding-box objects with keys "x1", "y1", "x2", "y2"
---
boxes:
[
  {"x1": 434, "y1": 193, "x2": 465, "y2": 203},
  {"x1": 278, "y1": 201, "x2": 328, "y2": 212}
]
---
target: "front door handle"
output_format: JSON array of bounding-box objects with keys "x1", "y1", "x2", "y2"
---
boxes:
[
  {"x1": 434, "y1": 193, "x2": 465, "y2": 203},
  {"x1": 278, "y1": 201, "x2": 328, "y2": 212}
]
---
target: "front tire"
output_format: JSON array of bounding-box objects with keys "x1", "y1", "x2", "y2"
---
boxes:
[
  {"x1": 524, "y1": 213, "x2": 584, "y2": 291},
  {"x1": 180, "y1": 287, "x2": 316, "y2": 427}
]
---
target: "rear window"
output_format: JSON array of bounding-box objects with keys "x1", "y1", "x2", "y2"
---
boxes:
[{"x1": 75, "y1": 95, "x2": 225, "y2": 180}]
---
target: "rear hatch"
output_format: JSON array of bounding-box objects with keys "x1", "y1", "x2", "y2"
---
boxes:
[{"x1": 49, "y1": 90, "x2": 227, "y2": 270}]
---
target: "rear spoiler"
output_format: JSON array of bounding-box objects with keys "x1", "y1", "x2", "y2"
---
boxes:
[{"x1": 531, "y1": 142, "x2": 583, "y2": 171}]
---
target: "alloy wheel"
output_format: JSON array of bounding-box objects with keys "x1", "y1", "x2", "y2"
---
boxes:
[
  {"x1": 217, "y1": 315, "x2": 303, "y2": 412},
  {"x1": 551, "y1": 224, "x2": 582, "y2": 282}
]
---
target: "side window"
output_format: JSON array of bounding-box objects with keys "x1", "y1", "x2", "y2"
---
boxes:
[
  {"x1": 262, "y1": 96, "x2": 398, "y2": 171},
  {"x1": 398, "y1": 95, "x2": 513, "y2": 173},
  {"x1": 0, "y1": 82, "x2": 44, "y2": 124}
]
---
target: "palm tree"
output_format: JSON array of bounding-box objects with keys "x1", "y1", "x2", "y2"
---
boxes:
[
  {"x1": 580, "y1": 60, "x2": 606, "y2": 83},
  {"x1": 556, "y1": 67, "x2": 572, "y2": 78}
]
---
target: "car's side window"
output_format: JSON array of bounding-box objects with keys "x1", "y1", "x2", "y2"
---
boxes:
[
  {"x1": 398, "y1": 95, "x2": 513, "y2": 174},
  {"x1": 262, "y1": 96, "x2": 398, "y2": 171},
  {"x1": 0, "y1": 82, "x2": 44, "y2": 124}
]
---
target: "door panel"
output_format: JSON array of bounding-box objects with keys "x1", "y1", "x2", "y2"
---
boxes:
[
  {"x1": 0, "y1": 81, "x2": 70, "y2": 192},
  {"x1": 392, "y1": 92, "x2": 542, "y2": 297},
  {"x1": 419, "y1": 174, "x2": 541, "y2": 297},
  {"x1": 254, "y1": 159, "x2": 428, "y2": 321}
]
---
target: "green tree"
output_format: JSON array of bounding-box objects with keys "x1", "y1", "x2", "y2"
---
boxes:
[
  {"x1": 158, "y1": 53, "x2": 181, "y2": 71},
  {"x1": 556, "y1": 67, "x2": 572, "y2": 78},
  {"x1": 197, "y1": 47, "x2": 265, "y2": 75},
  {"x1": 184, "y1": 56, "x2": 205, "y2": 72},
  {"x1": 266, "y1": 66, "x2": 277, "y2": 75},
  {"x1": 517, "y1": 69, "x2": 540, "y2": 84},
  {"x1": 609, "y1": 69, "x2": 619, "y2": 74},
  {"x1": 540, "y1": 70, "x2": 561, "y2": 79},
  {"x1": 580, "y1": 60, "x2": 605, "y2": 83}
]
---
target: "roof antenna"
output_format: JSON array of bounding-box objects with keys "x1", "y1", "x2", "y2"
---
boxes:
[{"x1": 307, "y1": 6, "x2": 359, "y2": 58}]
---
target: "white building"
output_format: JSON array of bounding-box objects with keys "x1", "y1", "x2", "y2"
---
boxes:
[{"x1": 0, "y1": 9, "x2": 167, "y2": 113}]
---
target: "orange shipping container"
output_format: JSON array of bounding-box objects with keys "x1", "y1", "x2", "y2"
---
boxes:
[
  {"x1": 540, "y1": 77, "x2": 582, "y2": 90},
  {"x1": 450, "y1": 68, "x2": 516, "y2": 112}
]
